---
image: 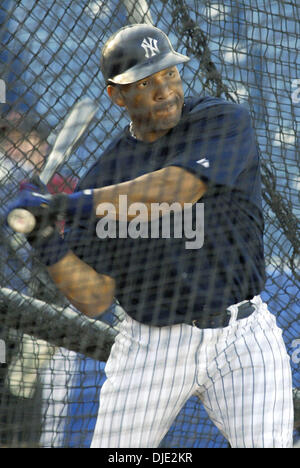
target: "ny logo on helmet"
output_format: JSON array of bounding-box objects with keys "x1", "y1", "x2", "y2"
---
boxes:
[{"x1": 141, "y1": 37, "x2": 160, "y2": 59}]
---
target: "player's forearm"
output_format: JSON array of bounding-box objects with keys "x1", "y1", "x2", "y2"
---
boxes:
[
  {"x1": 47, "y1": 251, "x2": 116, "y2": 317},
  {"x1": 92, "y1": 166, "x2": 206, "y2": 220},
  {"x1": 5, "y1": 166, "x2": 206, "y2": 229}
]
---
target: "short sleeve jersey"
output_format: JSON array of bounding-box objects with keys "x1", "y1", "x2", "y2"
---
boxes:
[{"x1": 67, "y1": 95, "x2": 266, "y2": 326}]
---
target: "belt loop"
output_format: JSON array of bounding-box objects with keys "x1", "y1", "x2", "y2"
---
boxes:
[
  {"x1": 227, "y1": 304, "x2": 238, "y2": 326},
  {"x1": 250, "y1": 295, "x2": 261, "y2": 308}
]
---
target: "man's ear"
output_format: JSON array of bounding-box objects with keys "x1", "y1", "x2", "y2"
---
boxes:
[{"x1": 107, "y1": 85, "x2": 125, "y2": 107}]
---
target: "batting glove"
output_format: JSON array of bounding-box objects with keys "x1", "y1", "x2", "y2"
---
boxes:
[
  {"x1": 4, "y1": 187, "x2": 70, "y2": 265},
  {"x1": 5, "y1": 189, "x2": 52, "y2": 215},
  {"x1": 6, "y1": 183, "x2": 95, "y2": 236}
]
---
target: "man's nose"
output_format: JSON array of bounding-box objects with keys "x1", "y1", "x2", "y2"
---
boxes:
[{"x1": 154, "y1": 79, "x2": 172, "y2": 100}]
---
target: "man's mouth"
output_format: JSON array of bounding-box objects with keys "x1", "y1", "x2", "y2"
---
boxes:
[{"x1": 155, "y1": 100, "x2": 178, "y2": 116}]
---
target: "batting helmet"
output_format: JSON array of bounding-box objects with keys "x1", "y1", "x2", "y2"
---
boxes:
[{"x1": 100, "y1": 24, "x2": 190, "y2": 85}]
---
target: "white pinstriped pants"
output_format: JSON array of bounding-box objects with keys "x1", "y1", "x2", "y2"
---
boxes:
[{"x1": 91, "y1": 296, "x2": 294, "y2": 448}]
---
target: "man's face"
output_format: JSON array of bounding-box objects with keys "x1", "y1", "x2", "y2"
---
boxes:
[
  {"x1": 3, "y1": 130, "x2": 49, "y2": 170},
  {"x1": 108, "y1": 66, "x2": 184, "y2": 142}
]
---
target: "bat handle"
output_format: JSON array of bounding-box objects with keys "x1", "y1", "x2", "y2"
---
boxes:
[{"x1": 7, "y1": 174, "x2": 51, "y2": 234}]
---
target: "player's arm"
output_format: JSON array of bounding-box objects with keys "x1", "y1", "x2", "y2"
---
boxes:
[
  {"x1": 3, "y1": 189, "x2": 115, "y2": 317},
  {"x1": 5, "y1": 165, "x2": 206, "y2": 226},
  {"x1": 92, "y1": 165, "x2": 207, "y2": 220},
  {"x1": 47, "y1": 250, "x2": 115, "y2": 318}
]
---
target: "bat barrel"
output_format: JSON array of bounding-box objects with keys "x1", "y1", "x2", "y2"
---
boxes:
[{"x1": 7, "y1": 98, "x2": 98, "y2": 234}]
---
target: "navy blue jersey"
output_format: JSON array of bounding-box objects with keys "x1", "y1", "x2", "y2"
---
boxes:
[{"x1": 66, "y1": 95, "x2": 266, "y2": 326}]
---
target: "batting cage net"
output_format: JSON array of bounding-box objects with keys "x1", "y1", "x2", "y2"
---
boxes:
[{"x1": 0, "y1": 0, "x2": 299, "y2": 448}]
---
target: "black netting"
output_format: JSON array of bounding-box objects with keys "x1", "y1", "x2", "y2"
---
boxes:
[{"x1": 0, "y1": 0, "x2": 299, "y2": 448}]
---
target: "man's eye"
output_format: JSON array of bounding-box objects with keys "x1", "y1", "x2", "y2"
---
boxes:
[
  {"x1": 168, "y1": 70, "x2": 176, "y2": 78},
  {"x1": 138, "y1": 80, "x2": 149, "y2": 88}
]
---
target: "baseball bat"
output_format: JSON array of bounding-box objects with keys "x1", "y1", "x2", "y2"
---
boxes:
[
  {"x1": 0, "y1": 287, "x2": 122, "y2": 362},
  {"x1": 7, "y1": 98, "x2": 98, "y2": 234},
  {"x1": 122, "y1": 0, "x2": 153, "y2": 24}
]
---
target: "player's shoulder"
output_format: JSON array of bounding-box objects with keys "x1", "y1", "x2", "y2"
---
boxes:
[{"x1": 183, "y1": 95, "x2": 251, "y2": 124}]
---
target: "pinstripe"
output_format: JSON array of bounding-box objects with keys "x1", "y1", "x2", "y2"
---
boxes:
[
  {"x1": 127, "y1": 320, "x2": 148, "y2": 446},
  {"x1": 261, "y1": 322, "x2": 277, "y2": 447},
  {"x1": 197, "y1": 333, "x2": 222, "y2": 430},
  {"x1": 214, "y1": 339, "x2": 233, "y2": 443},
  {"x1": 254, "y1": 315, "x2": 281, "y2": 447},
  {"x1": 143, "y1": 325, "x2": 163, "y2": 445},
  {"x1": 118, "y1": 317, "x2": 143, "y2": 446},
  {"x1": 231, "y1": 334, "x2": 246, "y2": 447},
  {"x1": 213, "y1": 305, "x2": 293, "y2": 448},
  {"x1": 91, "y1": 298, "x2": 293, "y2": 448},
  {"x1": 135, "y1": 323, "x2": 162, "y2": 446},
  {"x1": 148, "y1": 326, "x2": 173, "y2": 443},
  {"x1": 273, "y1": 322, "x2": 293, "y2": 440},
  {"x1": 228, "y1": 316, "x2": 269, "y2": 447},
  {"x1": 260, "y1": 314, "x2": 293, "y2": 447},
  {"x1": 240, "y1": 328, "x2": 255, "y2": 447},
  {"x1": 249, "y1": 322, "x2": 267, "y2": 447},
  {"x1": 158, "y1": 325, "x2": 192, "y2": 422},
  {"x1": 263, "y1": 317, "x2": 291, "y2": 447},
  {"x1": 118, "y1": 318, "x2": 138, "y2": 446},
  {"x1": 93, "y1": 317, "x2": 143, "y2": 446},
  {"x1": 152, "y1": 325, "x2": 196, "y2": 444},
  {"x1": 198, "y1": 330, "x2": 228, "y2": 439},
  {"x1": 223, "y1": 337, "x2": 238, "y2": 446},
  {"x1": 104, "y1": 326, "x2": 127, "y2": 443}
]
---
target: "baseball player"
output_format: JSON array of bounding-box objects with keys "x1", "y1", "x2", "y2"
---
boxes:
[{"x1": 6, "y1": 24, "x2": 294, "y2": 448}]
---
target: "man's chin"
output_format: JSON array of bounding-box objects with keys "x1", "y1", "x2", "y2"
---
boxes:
[{"x1": 155, "y1": 113, "x2": 181, "y2": 132}]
